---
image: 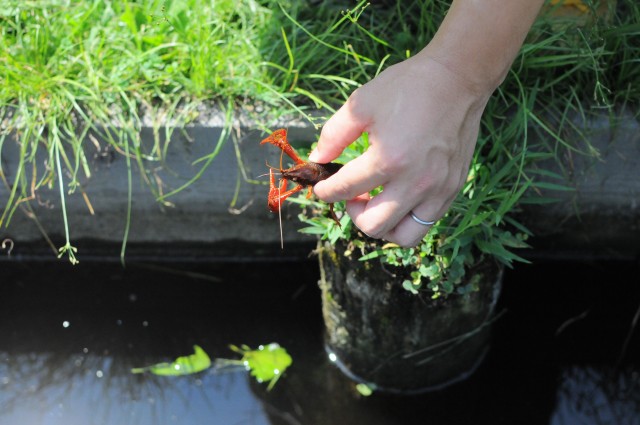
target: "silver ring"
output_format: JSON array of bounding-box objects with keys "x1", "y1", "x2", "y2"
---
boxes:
[{"x1": 410, "y1": 212, "x2": 435, "y2": 226}]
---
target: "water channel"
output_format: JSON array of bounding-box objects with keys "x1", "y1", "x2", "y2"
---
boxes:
[{"x1": 1, "y1": 258, "x2": 638, "y2": 424}]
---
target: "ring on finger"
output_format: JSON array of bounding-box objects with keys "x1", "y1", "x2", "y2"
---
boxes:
[{"x1": 410, "y1": 211, "x2": 436, "y2": 227}]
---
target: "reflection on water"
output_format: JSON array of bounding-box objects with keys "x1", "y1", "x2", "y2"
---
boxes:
[
  {"x1": 1, "y1": 353, "x2": 265, "y2": 425},
  {"x1": 0, "y1": 260, "x2": 638, "y2": 425},
  {"x1": 552, "y1": 366, "x2": 640, "y2": 425}
]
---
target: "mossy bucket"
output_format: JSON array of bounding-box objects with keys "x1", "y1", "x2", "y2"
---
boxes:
[{"x1": 317, "y1": 240, "x2": 503, "y2": 394}]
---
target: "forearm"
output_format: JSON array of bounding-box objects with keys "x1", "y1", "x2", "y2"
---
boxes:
[{"x1": 421, "y1": 0, "x2": 545, "y2": 94}]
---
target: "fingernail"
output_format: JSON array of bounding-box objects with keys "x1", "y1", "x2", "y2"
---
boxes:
[{"x1": 308, "y1": 149, "x2": 319, "y2": 162}]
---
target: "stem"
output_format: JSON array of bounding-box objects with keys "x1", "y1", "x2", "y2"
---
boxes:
[
  {"x1": 120, "y1": 129, "x2": 133, "y2": 266},
  {"x1": 54, "y1": 132, "x2": 79, "y2": 264}
]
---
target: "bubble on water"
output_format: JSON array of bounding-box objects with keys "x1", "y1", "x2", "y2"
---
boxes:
[
  {"x1": 96, "y1": 370, "x2": 103, "y2": 378},
  {"x1": 83, "y1": 347, "x2": 89, "y2": 354},
  {"x1": 62, "y1": 321, "x2": 70, "y2": 328}
]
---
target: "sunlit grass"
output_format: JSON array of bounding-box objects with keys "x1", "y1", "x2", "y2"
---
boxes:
[
  {"x1": 0, "y1": 0, "x2": 289, "y2": 261},
  {"x1": 1, "y1": 0, "x2": 638, "y2": 263}
]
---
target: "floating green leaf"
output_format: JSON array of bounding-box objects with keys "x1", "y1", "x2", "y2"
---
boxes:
[
  {"x1": 131, "y1": 345, "x2": 212, "y2": 376},
  {"x1": 355, "y1": 383, "x2": 375, "y2": 396},
  {"x1": 230, "y1": 343, "x2": 293, "y2": 390}
]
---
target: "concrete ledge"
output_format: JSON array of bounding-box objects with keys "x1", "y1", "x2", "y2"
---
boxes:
[
  {"x1": 1, "y1": 113, "x2": 319, "y2": 260},
  {"x1": 520, "y1": 108, "x2": 640, "y2": 259},
  {"x1": 1, "y1": 108, "x2": 639, "y2": 261}
]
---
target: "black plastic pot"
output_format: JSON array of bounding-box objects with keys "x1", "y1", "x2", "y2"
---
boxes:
[{"x1": 317, "y1": 240, "x2": 503, "y2": 393}]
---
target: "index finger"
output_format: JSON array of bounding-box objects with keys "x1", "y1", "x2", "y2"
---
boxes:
[
  {"x1": 313, "y1": 149, "x2": 388, "y2": 203},
  {"x1": 308, "y1": 93, "x2": 370, "y2": 163}
]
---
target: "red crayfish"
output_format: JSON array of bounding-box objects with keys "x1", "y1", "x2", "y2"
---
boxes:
[{"x1": 260, "y1": 128, "x2": 343, "y2": 227}]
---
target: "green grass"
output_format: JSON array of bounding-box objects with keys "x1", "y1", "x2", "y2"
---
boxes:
[
  {"x1": 1, "y1": 0, "x2": 639, "y2": 264},
  {"x1": 0, "y1": 0, "x2": 293, "y2": 261}
]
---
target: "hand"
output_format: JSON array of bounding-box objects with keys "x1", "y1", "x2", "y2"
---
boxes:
[{"x1": 308, "y1": 52, "x2": 492, "y2": 247}]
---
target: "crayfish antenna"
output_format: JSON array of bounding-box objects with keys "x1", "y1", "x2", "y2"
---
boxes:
[
  {"x1": 278, "y1": 185, "x2": 284, "y2": 250},
  {"x1": 256, "y1": 171, "x2": 277, "y2": 179}
]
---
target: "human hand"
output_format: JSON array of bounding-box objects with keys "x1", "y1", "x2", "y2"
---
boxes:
[{"x1": 308, "y1": 52, "x2": 493, "y2": 247}]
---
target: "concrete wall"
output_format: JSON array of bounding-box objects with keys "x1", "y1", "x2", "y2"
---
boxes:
[
  {"x1": 1, "y1": 109, "x2": 638, "y2": 261},
  {"x1": 520, "y1": 109, "x2": 640, "y2": 259},
  {"x1": 1, "y1": 115, "x2": 318, "y2": 261}
]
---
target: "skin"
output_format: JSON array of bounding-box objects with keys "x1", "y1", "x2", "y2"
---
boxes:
[{"x1": 308, "y1": 0, "x2": 546, "y2": 247}]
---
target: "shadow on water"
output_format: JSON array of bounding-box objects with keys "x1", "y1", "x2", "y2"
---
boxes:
[{"x1": 0, "y1": 259, "x2": 638, "y2": 425}]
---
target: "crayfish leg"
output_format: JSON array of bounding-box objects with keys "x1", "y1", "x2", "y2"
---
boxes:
[
  {"x1": 328, "y1": 203, "x2": 341, "y2": 228},
  {"x1": 267, "y1": 169, "x2": 287, "y2": 212},
  {"x1": 268, "y1": 168, "x2": 288, "y2": 196},
  {"x1": 267, "y1": 181, "x2": 304, "y2": 213}
]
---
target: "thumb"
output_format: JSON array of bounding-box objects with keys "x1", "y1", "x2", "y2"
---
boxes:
[{"x1": 309, "y1": 99, "x2": 369, "y2": 163}]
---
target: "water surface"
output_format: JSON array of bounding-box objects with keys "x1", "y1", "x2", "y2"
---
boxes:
[{"x1": 0, "y1": 259, "x2": 638, "y2": 424}]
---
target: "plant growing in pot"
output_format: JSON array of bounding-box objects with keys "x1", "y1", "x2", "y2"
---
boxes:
[
  {"x1": 260, "y1": 0, "x2": 629, "y2": 394},
  {"x1": 283, "y1": 94, "x2": 560, "y2": 393}
]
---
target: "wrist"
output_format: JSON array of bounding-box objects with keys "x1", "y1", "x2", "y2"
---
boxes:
[
  {"x1": 415, "y1": 47, "x2": 502, "y2": 98},
  {"x1": 419, "y1": 0, "x2": 545, "y2": 95}
]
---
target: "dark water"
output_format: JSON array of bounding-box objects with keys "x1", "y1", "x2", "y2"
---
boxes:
[{"x1": 0, "y1": 259, "x2": 638, "y2": 425}]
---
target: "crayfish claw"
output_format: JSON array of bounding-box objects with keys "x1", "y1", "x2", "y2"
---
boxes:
[{"x1": 260, "y1": 128, "x2": 305, "y2": 165}]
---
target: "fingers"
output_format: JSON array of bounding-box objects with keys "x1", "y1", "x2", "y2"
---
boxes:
[
  {"x1": 313, "y1": 150, "x2": 388, "y2": 203},
  {"x1": 381, "y1": 206, "x2": 441, "y2": 247},
  {"x1": 347, "y1": 198, "x2": 437, "y2": 245},
  {"x1": 347, "y1": 187, "x2": 453, "y2": 247},
  {"x1": 355, "y1": 207, "x2": 437, "y2": 248},
  {"x1": 308, "y1": 92, "x2": 369, "y2": 164},
  {"x1": 379, "y1": 215, "x2": 433, "y2": 248}
]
